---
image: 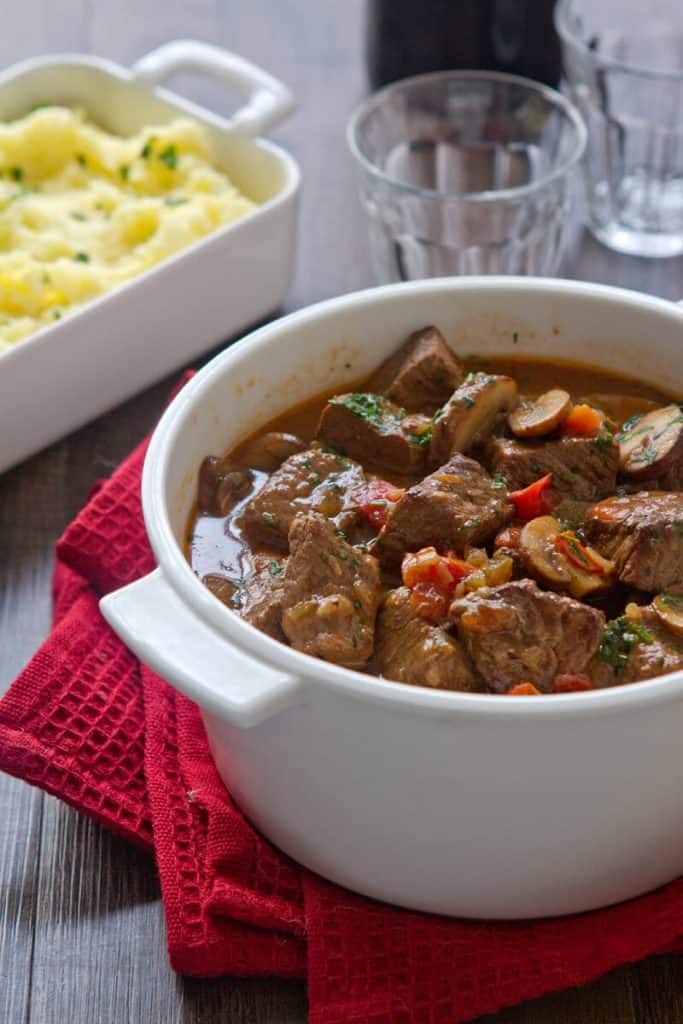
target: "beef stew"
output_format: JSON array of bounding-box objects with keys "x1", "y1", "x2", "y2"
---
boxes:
[{"x1": 187, "y1": 325, "x2": 683, "y2": 695}]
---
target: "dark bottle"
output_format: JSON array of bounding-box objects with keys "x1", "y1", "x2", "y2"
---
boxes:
[{"x1": 366, "y1": 0, "x2": 562, "y2": 90}]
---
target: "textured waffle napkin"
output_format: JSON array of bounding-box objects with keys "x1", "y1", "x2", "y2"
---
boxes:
[{"x1": 1, "y1": 381, "x2": 682, "y2": 1023}]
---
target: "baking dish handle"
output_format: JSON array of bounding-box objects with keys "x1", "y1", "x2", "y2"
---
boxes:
[
  {"x1": 132, "y1": 39, "x2": 295, "y2": 137},
  {"x1": 100, "y1": 569, "x2": 305, "y2": 728}
]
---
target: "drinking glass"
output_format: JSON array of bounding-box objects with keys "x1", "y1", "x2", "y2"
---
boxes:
[
  {"x1": 556, "y1": 0, "x2": 683, "y2": 257},
  {"x1": 347, "y1": 70, "x2": 586, "y2": 282}
]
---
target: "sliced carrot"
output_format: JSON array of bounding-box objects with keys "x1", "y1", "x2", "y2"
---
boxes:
[
  {"x1": 553, "y1": 673, "x2": 593, "y2": 693},
  {"x1": 553, "y1": 531, "x2": 606, "y2": 574},
  {"x1": 508, "y1": 473, "x2": 554, "y2": 522},
  {"x1": 561, "y1": 403, "x2": 603, "y2": 437},
  {"x1": 507, "y1": 682, "x2": 542, "y2": 695}
]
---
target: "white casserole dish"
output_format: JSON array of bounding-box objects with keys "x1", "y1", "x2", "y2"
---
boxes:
[
  {"x1": 0, "y1": 40, "x2": 299, "y2": 474},
  {"x1": 101, "y1": 278, "x2": 683, "y2": 920}
]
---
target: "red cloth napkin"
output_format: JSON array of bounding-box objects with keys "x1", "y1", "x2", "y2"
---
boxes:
[{"x1": 1, "y1": 384, "x2": 683, "y2": 1023}]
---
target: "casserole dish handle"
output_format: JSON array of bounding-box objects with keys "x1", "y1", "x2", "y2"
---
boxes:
[
  {"x1": 132, "y1": 40, "x2": 295, "y2": 137},
  {"x1": 100, "y1": 570, "x2": 304, "y2": 728}
]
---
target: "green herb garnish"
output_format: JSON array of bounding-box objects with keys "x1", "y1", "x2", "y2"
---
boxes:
[
  {"x1": 268, "y1": 560, "x2": 283, "y2": 577},
  {"x1": 594, "y1": 431, "x2": 614, "y2": 452},
  {"x1": 158, "y1": 144, "x2": 178, "y2": 170},
  {"x1": 599, "y1": 616, "x2": 654, "y2": 671},
  {"x1": 73, "y1": 251, "x2": 90, "y2": 263},
  {"x1": 140, "y1": 137, "x2": 157, "y2": 159},
  {"x1": 10, "y1": 166, "x2": 23, "y2": 182},
  {"x1": 70, "y1": 211, "x2": 87, "y2": 221},
  {"x1": 261, "y1": 512, "x2": 278, "y2": 528},
  {"x1": 119, "y1": 163, "x2": 130, "y2": 181},
  {"x1": 76, "y1": 153, "x2": 88, "y2": 167},
  {"x1": 335, "y1": 393, "x2": 400, "y2": 433},
  {"x1": 164, "y1": 196, "x2": 189, "y2": 207}
]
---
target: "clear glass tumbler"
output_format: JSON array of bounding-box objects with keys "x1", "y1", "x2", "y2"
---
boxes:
[
  {"x1": 347, "y1": 70, "x2": 586, "y2": 282},
  {"x1": 556, "y1": 0, "x2": 683, "y2": 257}
]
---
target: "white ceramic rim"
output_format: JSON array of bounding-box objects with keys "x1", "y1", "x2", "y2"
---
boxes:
[
  {"x1": 0, "y1": 52, "x2": 301, "y2": 367},
  {"x1": 346, "y1": 69, "x2": 587, "y2": 203},
  {"x1": 142, "y1": 277, "x2": 683, "y2": 722},
  {"x1": 555, "y1": 0, "x2": 683, "y2": 81}
]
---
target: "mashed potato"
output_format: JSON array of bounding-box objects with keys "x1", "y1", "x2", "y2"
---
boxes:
[{"x1": 0, "y1": 106, "x2": 257, "y2": 350}]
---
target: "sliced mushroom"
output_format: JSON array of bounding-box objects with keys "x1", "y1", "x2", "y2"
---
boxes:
[
  {"x1": 203, "y1": 573, "x2": 239, "y2": 606},
  {"x1": 519, "y1": 515, "x2": 615, "y2": 598},
  {"x1": 653, "y1": 593, "x2": 683, "y2": 636},
  {"x1": 239, "y1": 431, "x2": 306, "y2": 472},
  {"x1": 618, "y1": 404, "x2": 683, "y2": 480},
  {"x1": 508, "y1": 388, "x2": 571, "y2": 438},
  {"x1": 583, "y1": 394, "x2": 660, "y2": 427},
  {"x1": 198, "y1": 457, "x2": 253, "y2": 515},
  {"x1": 429, "y1": 372, "x2": 518, "y2": 465}
]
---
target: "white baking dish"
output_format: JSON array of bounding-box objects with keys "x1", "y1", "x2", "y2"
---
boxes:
[
  {"x1": 101, "y1": 278, "x2": 683, "y2": 920},
  {"x1": 0, "y1": 40, "x2": 299, "y2": 474}
]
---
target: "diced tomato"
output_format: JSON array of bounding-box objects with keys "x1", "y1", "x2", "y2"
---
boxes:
[
  {"x1": 402, "y1": 547, "x2": 475, "y2": 622},
  {"x1": 553, "y1": 531, "x2": 605, "y2": 574},
  {"x1": 494, "y1": 526, "x2": 522, "y2": 550},
  {"x1": 506, "y1": 682, "x2": 542, "y2": 695},
  {"x1": 553, "y1": 673, "x2": 593, "y2": 693},
  {"x1": 352, "y1": 479, "x2": 404, "y2": 530},
  {"x1": 402, "y1": 547, "x2": 474, "y2": 589},
  {"x1": 508, "y1": 473, "x2": 554, "y2": 523},
  {"x1": 561, "y1": 403, "x2": 603, "y2": 437},
  {"x1": 408, "y1": 582, "x2": 450, "y2": 623}
]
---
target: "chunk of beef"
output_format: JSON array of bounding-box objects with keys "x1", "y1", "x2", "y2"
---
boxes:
[
  {"x1": 429, "y1": 372, "x2": 518, "y2": 466},
  {"x1": 449, "y1": 579, "x2": 604, "y2": 693},
  {"x1": 239, "y1": 555, "x2": 287, "y2": 639},
  {"x1": 375, "y1": 453, "x2": 513, "y2": 567},
  {"x1": 198, "y1": 456, "x2": 253, "y2": 515},
  {"x1": 584, "y1": 491, "x2": 683, "y2": 592},
  {"x1": 202, "y1": 556, "x2": 287, "y2": 639},
  {"x1": 317, "y1": 393, "x2": 426, "y2": 475},
  {"x1": 242, "y1": 448, "x2": 364, "y2": 551},
  {"x1": 367, "y1": 325, "x2": 464, "y2": 413},
  {"x1": 376, "y1": 587, "x2": 479, "y2": 691},
  {"x1": 485, "y1": 434, "x2": 619, "y2": 503},
  {"x1": 589, "y1": 602, "x2": 683, "y2": 687},
  {"x1": 281, "y1": 515, "x2": 382, "y2": 667}
]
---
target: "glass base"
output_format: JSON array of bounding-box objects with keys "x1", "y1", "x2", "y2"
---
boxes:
[{"x1": 589, "y1": 223, "x2": 683, "y2": 259}]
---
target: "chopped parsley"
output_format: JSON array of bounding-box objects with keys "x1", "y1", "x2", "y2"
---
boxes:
[
  {"x1": 9, "y1": 166, "x2": 23, "y2": 182},
  {"x1": 408, "y1": 421, "x2": 434, "y2": 447},
  {"x1": 119, "y1": 163, "x2": 130, "y2": 181},
  {"x1": 512, "y1": 332, "x2": 519, "y2": 345},
  {"x1": 158, "y1": 144, "x2": 179, "y2": 170},
  {"x1": 659, "y1": 593, "x2": 683, "y2": 609},
  {"x1": 335, "y1": 393, "x2": 399, "y2": 433},
  {"x1": 599, "y1": 616, "x2": 654, "y2": 671},
  {"x1": 53, "y1": 310, "x2": 62, "y2": 320},
  {"x1": 76, "y1": 153, "x2": 88, "y2": 167},
  {"x1": 455, "y1": 395, "x2": 475, "y2": 409},
  {"x1": 268, "y1": 560, "x2": 283, "y2": 577},
  {"x1": 73, "y1": 251, "x2": 90, "y2": 263},
  {"x1": 70, "y1": 210, "x2": 87, "y2": 221},
  {"x1": 261, "y1": 512, "x2": 278, "y2": 528},
  {"x1": 594, "y1": 431, "x2": 614, "y2": 452},
  {"x1": 140, "y1": 137, "x2": 157, "y2": 158},
  {"x1": 164, "y1": 196, "x2": 189, "y2": 207},
  {"x1": 490, "y1": 474, "x2": 507, "y2": 490}
]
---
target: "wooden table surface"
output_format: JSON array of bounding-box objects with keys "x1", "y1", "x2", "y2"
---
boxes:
[{"x1": 1, "y1": 2, "x2": 682, "y2": 1022}]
